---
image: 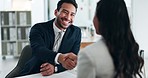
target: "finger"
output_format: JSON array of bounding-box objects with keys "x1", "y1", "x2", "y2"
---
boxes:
[
  {"x1": 63, "y1": 63, "x2": 72, "y2": 70},
  {"x1": 40, "y1": 63, "x2": 52, "y2": 72},
  {"x1": 64, "y1": 59, "x2": 76, "y2": 69},
  {"x1": 67, "y1": 53, "x2": 77, "y2": 61},
  {"x1": 68, "y1": 57, "x2": 77, "y2": 64},
  {"x1": 41, "y1": 70, "x2": 53, "y2": 76},
  {"x1": 47, "y1": 68, "x2": 54, "y2": 74},
  {"x1": 65, "y1": 58, "x2": 76, "y2": 67},
  {"x1": 72, "y1": 58, "x2": 77, "y2": 65},
  {"x1": 65, "y1": 64, "x2": 74, "y2": 70},
  {"x1": 40, "y1": 67, "x2": 54, "y2": 76},
  {"x1": 64, "y1": 54, "x2": 71, "y2": 60},
  {"x1": 58, "y1": 54, "x2": 69, "y2": 63},
  {"x1": 40, "y1": 66, "x2": 49, "y2": 72},
  {"x1": 41, "y1": 71, "x2": 48, "y2": 76},
  {"x1": 40, "y1": 63, "x2": 48, "y2": 68},
  {"x1": 67, "y1": 57, "x2": 77, "y2": 66}
]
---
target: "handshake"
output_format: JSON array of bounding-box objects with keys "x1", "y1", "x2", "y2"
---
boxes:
[
  {"x1": 40, "y1": 52, "x2": 77, "y2": 76},
  {"x1": 58, "y1": 52, "x2": 77, "y2": 70}
]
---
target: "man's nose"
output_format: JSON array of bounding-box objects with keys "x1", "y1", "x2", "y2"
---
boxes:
[{"x1": 65, "y1": 14, "x2": 71, "y2": 20}]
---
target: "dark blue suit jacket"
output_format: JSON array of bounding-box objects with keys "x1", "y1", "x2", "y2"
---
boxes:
[{"x1": 20, "y1": 19, "x2": 81, "y2": 76}]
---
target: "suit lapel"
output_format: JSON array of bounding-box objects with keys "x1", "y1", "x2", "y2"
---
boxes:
[
  {"x1": 47, "y1": 19, "x2": 55, "y2": 48},
  {"x1": 58, "y1": 27, "x2": 71, "y2": 52}
]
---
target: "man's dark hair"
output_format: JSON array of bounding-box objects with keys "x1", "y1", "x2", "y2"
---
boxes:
[{"x1": 57, "y1": 0, "x2": 78, "y2": 11}]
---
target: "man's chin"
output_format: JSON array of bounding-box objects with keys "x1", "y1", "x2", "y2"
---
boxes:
[
  {"x1": 62, "y1": 26, "x2": 69, "y2": 29},
  {"x1": 62, "y1": 24, "x2": 71, "y2": 29}
]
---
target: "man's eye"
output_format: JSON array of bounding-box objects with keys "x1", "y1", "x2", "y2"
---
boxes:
[
  {"x1": 63, "y1": 11, "x2": 68, "y2": 14},
  {"x1": 71, "y1": 14, "x2": 75, "y2": 16}
]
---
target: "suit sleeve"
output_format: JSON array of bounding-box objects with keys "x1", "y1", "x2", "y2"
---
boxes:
[
  {"x1": 77, "y1": 51, "x2": 96, "y2": 78},
  {"x1": 29, "y1": 24, "x2": 57, "y2": 64},
  {"x1": 71, "y1": 27, "x2": 81, "y2": 55},
  {"x1": 56, "y1": 27, "x2": 81, "y2": 73}
]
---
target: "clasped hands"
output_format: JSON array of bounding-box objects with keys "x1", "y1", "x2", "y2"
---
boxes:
[
  {"x1": 40, "y1": 52, "x2": 77, "y2": 76},
  {"x1": 58, "y1": 52, "x2": 77, "y2": 70}
]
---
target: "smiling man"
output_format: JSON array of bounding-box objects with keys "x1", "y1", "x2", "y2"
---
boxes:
[{"x1": 19, "y1": 0, "x2": 81, "y2": 77}]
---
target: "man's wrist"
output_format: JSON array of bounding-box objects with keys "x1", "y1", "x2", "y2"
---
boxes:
[
  {"x1": 55, "y1": 53, "x2": 61, "y2": 64},
  {"x1": 58, "y1": 54, "x2": 65, "y2": 63}
]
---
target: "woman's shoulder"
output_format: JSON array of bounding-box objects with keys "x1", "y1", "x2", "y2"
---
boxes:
[
  {"x1": 78, "y1": 38, "x2": 115, "y2": 77},
  {"x1": 80, "y1": 38, "x2": 107, "y2": 54},
  {"x1": 79, "y1": 38, "x2": 107, "y2": 60}
]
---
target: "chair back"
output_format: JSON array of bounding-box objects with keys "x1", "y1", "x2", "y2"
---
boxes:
[
  {"x1": 5, "y1": 45, "x2": 32, "y2": 78},
  {"x1": 17, "y1": 45, "x2": 32, "y2": 67}
]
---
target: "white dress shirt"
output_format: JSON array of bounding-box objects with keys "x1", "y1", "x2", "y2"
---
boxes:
[{"x1": 53, "y1": 21, "x2": 66, "y2": 72}]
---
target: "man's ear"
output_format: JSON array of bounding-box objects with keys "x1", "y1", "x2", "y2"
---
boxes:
[{"x1": 54, "y1": 9, "x2": 59, "y2": 16}]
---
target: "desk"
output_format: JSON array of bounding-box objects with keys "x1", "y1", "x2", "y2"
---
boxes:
[
  {"x1": 16, "y1": 70, "x2": 77, "y2": 78},
  {"x1": 80, "y1": 42, "x2": 93, "y2": 49}
]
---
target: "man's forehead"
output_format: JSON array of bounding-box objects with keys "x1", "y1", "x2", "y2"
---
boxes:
[{"x1": 60, "y1": 3, "x2": 76, "y2": 13}]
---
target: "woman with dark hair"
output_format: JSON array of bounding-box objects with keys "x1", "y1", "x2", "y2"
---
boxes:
[{"x1": 77, "y1": 0, "x2": 144, "y2": 78}]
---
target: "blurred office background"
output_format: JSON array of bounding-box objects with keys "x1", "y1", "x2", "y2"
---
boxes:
[{"x1": 0, "y1": 0, "x2": 148, "y2": 77}]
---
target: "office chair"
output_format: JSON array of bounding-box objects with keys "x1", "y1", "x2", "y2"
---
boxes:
[{"x1": 5, "y1": 45, "x2": 32, "y2": 78}]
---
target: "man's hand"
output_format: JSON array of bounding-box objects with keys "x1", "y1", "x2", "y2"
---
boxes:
[
  {"x1": 40, "y1": 63, "x2": 54, "y2": 76},
  {"x1": 58, "y1": 52, "x2": 77, "y2": 70}
]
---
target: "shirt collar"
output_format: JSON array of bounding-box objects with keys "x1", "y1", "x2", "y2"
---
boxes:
[{"x1": 53, "y1": 21, "x2": 66, "y2": 33}]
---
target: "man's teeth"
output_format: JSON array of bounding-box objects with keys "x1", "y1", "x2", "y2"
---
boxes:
[{"x1": 63, "y1": 20, "x2": 69, "y2": 24}]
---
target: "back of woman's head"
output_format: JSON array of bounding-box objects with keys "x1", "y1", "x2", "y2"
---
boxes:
[
  {"x1": 96, "y1": 0, "x2": 129, "y2": 38},
  {"x1": 96, "y1": 0, "x2": 144, "y2": 78}
]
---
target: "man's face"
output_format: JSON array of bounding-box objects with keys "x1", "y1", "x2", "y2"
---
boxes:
[{"x1": 54, "y1": 3, "x2": 76, "y2": 30}]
